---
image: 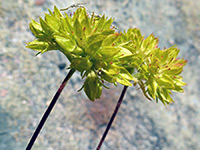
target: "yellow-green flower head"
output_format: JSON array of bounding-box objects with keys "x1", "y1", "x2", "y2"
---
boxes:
[
  {"x1": 26, "y1": 6, "x2": 135, "y2": 101},
  {"x1": 118, "y1": 28, "x2": 187, "y2": 104},
  {"x1": 139, "y1": 47, "x2": 187, "y2": 105}
]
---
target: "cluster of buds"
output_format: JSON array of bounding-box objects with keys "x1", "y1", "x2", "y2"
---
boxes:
[
  {"x1": 27, "y1": 6, "x2": 187, "y2": 104},
  {"x1": 118, "y1": 28, "x2": 187, "y2": 104}
]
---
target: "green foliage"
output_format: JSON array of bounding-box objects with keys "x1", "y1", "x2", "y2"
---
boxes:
[{"x1": 26, "y1": 5, "x2": 187, "y2": 104}]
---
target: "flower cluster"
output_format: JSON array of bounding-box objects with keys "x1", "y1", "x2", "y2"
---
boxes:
[
  {"x1": 27, "y1": 6, "x2": 187, "y2": 104},
  {"x1": 118, "y1": 28, "x2": 187, "y2": 104}
]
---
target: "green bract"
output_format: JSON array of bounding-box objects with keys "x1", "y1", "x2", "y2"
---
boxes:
[{"x1": 27, "y1": 6, "x2": 187, "y2": 104}]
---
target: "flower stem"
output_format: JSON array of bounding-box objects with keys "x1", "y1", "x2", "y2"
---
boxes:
[
  {"x1": 96, "y1": 86, "x2": 128, "y2": 150},
  {"x1": 26, "y1": 68, "x2": 76, "y2": 150}
]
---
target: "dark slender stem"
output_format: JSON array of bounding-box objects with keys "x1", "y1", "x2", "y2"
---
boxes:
[
  {"x1": 96, "y1": 86, "x2": 128, "y2": 150},
  {"x1": 26, "y1": 68, "x2": 75, "y2": 150}
]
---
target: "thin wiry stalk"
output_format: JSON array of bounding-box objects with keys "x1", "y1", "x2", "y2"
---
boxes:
[
  {"x1": 96, "y1": 86, "x2": 128, "y2": 150},
  {"x1": 26, "y1": 68, "x2": 76, "y2": 150}
]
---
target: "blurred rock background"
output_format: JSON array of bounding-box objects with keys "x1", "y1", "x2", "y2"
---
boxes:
[{"x1": 0, "y1": 0, "x2": 199, "y2": 150}]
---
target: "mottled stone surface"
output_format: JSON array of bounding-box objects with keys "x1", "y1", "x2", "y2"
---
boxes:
[{"x1": 0, "y1": 0, "x2": 199, "y2": 150}]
